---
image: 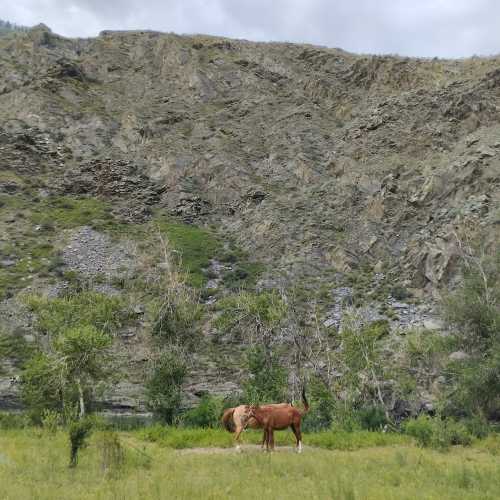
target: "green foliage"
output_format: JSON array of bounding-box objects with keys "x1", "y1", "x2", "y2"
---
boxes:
[
  {"x1": 243, "y1": 345, "x2": 287, "y2": 404},
  {"x1": 69, "y1": 418, "x2": 93, "y2": 467},
  {"x1": 181, "y1": 395, "x2": 225, "y2": 428},
  {"x1": 305, "y1": 430, "x2": 411, "y2": 451},
  {"x1": 24, "y1": 291, "x2": 131, "y2": 336},
  {"x1": 20, "y1": 327, "x2": 113, "y2": 422},
  {"x1": 146, "y1": 352, "x2": 187, "y2": 424},
  {"x1": 154, "y1": 219, "x2": 221, "y2": 287},
  {"x1": 96, "y1": 431, "x2": 124, "y2": 474},
  {"x1": 442, "y1": 250, "x2": 500, "y2": 419},
  {"x1": 137, "y1": 425, "x2": 411, "y2": 450},
  {"x1": 0, "y1": 332, "x2": 35, "y2": 370},
  {"x1": 302, "y1": 377, "x2": 337, "y2": 432},
  {"x1": 152, "y1": 297, "x2": 202, "y2": 345},
  {"x1": 30, "y1": 196, "x2": 113, "y2": 230},
  {"x1": 21, "y1": 352, "x2": 64, "y2": 422},
  {"x1": 0, "y1": 412, "x2": 29, "y2": 429},
  {"x1": 403, "y1": 415, "x2": 472, "y2": 450},
  {"x1": 357, "y1": 406, "x2": 388, "y2": 431},
  {"x1": 445, "y1": 345, "x2": 500, "y2": 419},
  {"x1": 214, "y1": 290, "x2": 287, "y2": 334},
  {"x1": 220, "y1": 262, "x2": 265, "y2": 290},
  {"x1": 41, "y1": 410, "x2": 61, "y2": 434},
  {"x1": 443, "y1": 252, "x2": 500, "y2": 348},
  {"x1": 464, "y1": 415, "x2": 491, "y2": 439}
]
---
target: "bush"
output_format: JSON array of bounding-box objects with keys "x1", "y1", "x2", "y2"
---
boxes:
[
  {"x1": 464, "y1": 415, "x2": 491, "y2": 439},
  {"x1": 41, "y1": 409, "x2": 61, "y2": 434},
  {"x1": 243, "y1": 345, "x2": 287, "y2": 404},
  {"x1": 403, "y1": 415, "x2": 434, "y2": 447},
  {"x1": 0, "y1": 412, "x2": 29, "y2": 429},
  {"x1": 24, "y1": 291, "x2": 131, "y2": 336},
  {"x1": 68, "y1": 418, "x2": 93, "y2": 467},
  {"x1": 357, "y1": 406, "x2": 388, "y2": 431},
  {"x1": 181, "y1": 395, "x2": 224, "y2": 428},
  {"x1": 302, "y1": 378, "x2": 336, "y2": 432},
  {"x1": 146, "y1": 352, "x2": 187, "y2": 424},
  {"x1": 403, "y1": 415, "x2": 472, "y2": 450}
]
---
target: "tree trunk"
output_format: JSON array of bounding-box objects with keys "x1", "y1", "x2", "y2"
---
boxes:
[{"x1": 76, "y1": 377, "x2": 85, "y2": 419}]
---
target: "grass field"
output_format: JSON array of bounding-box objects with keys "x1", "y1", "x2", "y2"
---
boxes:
[{"x1": 2, "y1": 429, "x2": 500, "y2": 499}]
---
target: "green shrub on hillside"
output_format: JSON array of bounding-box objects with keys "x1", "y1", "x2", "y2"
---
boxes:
[
  {"x1": 146, "y1": 352, "x2": 187, "y2": 424},
  {"x1": 442, "y1": 249, "x2": 500, "y2": 419},
  {"x1": 24, "y1": 291, "x2": 131, "y2": 336},
  {"x1": 243, "y1": 345, "x2": 288, "y2": 404},
  {"x1": 181, "y1": 395, "x2": 225, "y2": 428},
  {"x1": 154, "y1": 218, "x2": 221, "y2": 287}
]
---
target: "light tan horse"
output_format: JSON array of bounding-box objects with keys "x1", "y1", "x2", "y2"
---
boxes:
[{"x1": 221, "y1": 403, "x2": 291, "y2": 450}]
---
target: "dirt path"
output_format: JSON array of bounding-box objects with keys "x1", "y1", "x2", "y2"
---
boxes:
[{"x1": 176, "y1": 445, "x2": 311, "y2": 455}]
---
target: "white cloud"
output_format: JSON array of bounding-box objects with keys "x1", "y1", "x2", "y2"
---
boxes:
[{"x1": 3, "y1": 0, "x2": 500, "y2": 57}]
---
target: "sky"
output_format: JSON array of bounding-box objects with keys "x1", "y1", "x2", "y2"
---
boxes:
[{"x1": 3, "y1": 0, "x2": 500, "y2": 58}]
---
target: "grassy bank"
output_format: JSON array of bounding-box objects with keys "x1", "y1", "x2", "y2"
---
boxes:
[
  {"x1": 137, "y1": 425, "x2": 412, "y2": 451},
  {"x1": 1, "y1": 429, "x2": 500, "y2": 499}
]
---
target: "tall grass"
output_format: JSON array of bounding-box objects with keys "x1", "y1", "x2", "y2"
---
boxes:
[
  {"x1": 1, "y1": 429, "x2": 500, "y2": 499},
  {"x1": 137, "y1": 425, "x2": 412, "y2": 450}
]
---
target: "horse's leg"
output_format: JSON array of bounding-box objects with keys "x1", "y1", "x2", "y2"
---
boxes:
[
  {"x1": 261, "y1": 428, "x2": 267, "y2": 450},
  {"x1": 269, "y1": 429, "x2": 275, "y2": 452},
  {"x1": 295, "y1": 421, "x2": 303, "y2": 453},
  {"x1": 234, "y1": 424, "x2": 244, "y2": 452},
  {"x1": 265, "y1": 426, "x2": 271, "y2": 452},
  {"x1": 291, "y1": 423, "x2": 300, "y2": 450},
  {"x1": 290, "y1": 423, "x2": 302, "y2": 453}
]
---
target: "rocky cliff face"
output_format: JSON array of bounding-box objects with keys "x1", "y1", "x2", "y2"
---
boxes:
[{"x1": 1, "y1": 25, "x2": 499, "y2": 413}]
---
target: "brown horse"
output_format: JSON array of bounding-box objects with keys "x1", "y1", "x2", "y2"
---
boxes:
[
  {"x1": 221, "y1": 403, "x2": 291, "y2": 450},
  {"x1": 248, "y1": 388, "x2": 309, "y2": 453}
]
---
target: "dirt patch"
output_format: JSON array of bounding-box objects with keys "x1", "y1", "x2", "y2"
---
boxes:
[{"x1": 176, "y1": 445, "x2": 308, "y2": 455}]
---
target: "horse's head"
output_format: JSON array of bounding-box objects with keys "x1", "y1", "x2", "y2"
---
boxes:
[{"x1": 246, "y1": 405, "x2": 262, "y2": 424}]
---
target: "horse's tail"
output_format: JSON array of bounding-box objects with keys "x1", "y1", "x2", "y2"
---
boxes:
[
  {"x1": 300, "y1": 386, "x2": 310, "y2": 415},
  {"x1": 221, "y1": 408, "x2": 236, "y2": 433}
]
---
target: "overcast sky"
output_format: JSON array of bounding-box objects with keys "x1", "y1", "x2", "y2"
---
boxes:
[{"x1": 3, "y1": 0, "x2": 500, "y2": 58}]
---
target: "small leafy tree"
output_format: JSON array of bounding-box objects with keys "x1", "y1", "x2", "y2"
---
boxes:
[
  {"x1": 181, "y1": 394, "x2": 224, "y2": 428},
  {"x1": 442, "y1": 241, "x2": 500, "y2": 419},
  {"x1": 53, "y1": 326, "x2": 113, "y2": 418},
  {"x1": 243, "y1": 345, "x2": 288, "y2": 404},
  {"x1": 337, "y1": 314, "x2": 391, "y2": 419},
  {"x1": 21, "y1": 326, "x2": 113, "y2": 420},
  {"x1": 146, "y1": 351, "x2": 187, "y2": 424}
]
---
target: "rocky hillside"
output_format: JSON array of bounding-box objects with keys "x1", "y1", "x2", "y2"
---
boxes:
[{"x1": 1, "y1": 25, "x2": 499, "y2": 414}]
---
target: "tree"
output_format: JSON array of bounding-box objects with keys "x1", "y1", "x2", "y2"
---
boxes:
[
  {"x1": 146, "y1": 351, "x2": 187, "y2": 424},
  {"x1": 21, "y1": 326, "x2": 113, "y2": 420},
  {"x1": 243, "y1": 345, "x2": 287, "y2": 404},
  {"x1": 442, "y1": 241, "x2": 500, "y2": 419}
]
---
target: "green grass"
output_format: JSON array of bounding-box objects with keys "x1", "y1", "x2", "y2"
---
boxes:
[
  {"x1": 154, "y1": 218, "x2": 222, "y2": 287},
  {"x1": 30, "y1": 196, "x2": 113, "y2": 229},
  {"x1": 1, "y1": 429, "x2": 500, "y2": 499},
  {"x1": 137, "y1": 425, "x2": 412, "y2": 451},
  {"x1": 23, "y1": 291, "x2": 132, "y2": 336}
]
